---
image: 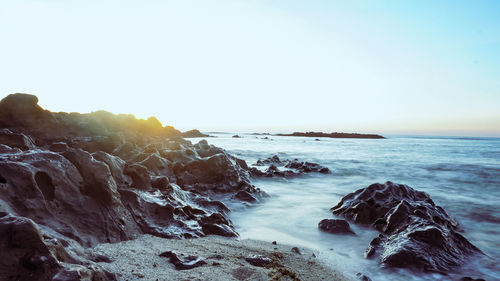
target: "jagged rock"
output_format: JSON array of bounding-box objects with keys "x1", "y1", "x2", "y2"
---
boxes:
[
  {"x1": 255, "y1": 155, "x2": 282, "y2": 166},
  {"x1": 249, "y1": 156, "x2": 330, "y2": 178},
  {"x1": 244, "y1": 255, "x2": 272, "y2": 267},
  {"x1": 0, "y1": 129, "x2": 36, "y2": 150},
  {"x1": 318, "y1": 219, "x2": 355, "y2": 235},
  {"x1": 0, "y1": 213, "x2": 116, "y2": 281},
  {"x1": 159, "y1": 251, "x2": 207, "y2": 270},
  {"x1": 331, "y1": 181, "x2": 482, "y2": 273},
  {"x1": 124, "y1": 163, "x2": 151, "y2": 190}
]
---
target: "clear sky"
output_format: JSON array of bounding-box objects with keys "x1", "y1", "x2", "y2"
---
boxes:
[{"x1": 1, "y1": 0, "x2": 499, "y2": 136}]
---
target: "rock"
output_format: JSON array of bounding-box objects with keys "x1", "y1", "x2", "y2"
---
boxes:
[
  {"x1": 355, "y1": 272, "x2": 372, "y2": 281},
  {"x1": 49, "y1": 142, "x2": 69, "y2": 152},
  {"x1": 318, "y1": 219, "x2": 355, "y2": 235},
  {"x1": 159, "y1": 251, "x2": 207, "y2": 270},
  {"x1": 255, "y1": 155, "x2": 282, "y2": 166},
  {"x1": 0, "y1": 129, "x2": 36, "y2": 150},
  {"x1": 291, "y1": 247, "x2": 301, "y2": 254},
  {"x1": 250, "y1": 156, "x2": 330, "y2": 178},
  {"x1": 124, "y1": 163, "x2": 151, "y2": 190},
  {"x1": 276, "y1": 131, "x2": 385, "y2": 139},
  {"x1": 181, "y1": 129, "x2": 210, "y2": 138},
  {"x1": 0, "y1": 214, "x2": 115, "y2": 281},
  {"x1": 199, "y1": 213, "x2": 238, "y2": 237},
  {"x1": 234, "y1": 190, "x2": 257, "y2": 202},
  {"x1": 331, "y1": 181, "x2": 482, "y2": 272},
  {"x1": 244, "y1": 255, "x2": 273, "y2": 267},
  {"x1": 232, "y1": 135, "x2": 241, "y2": 138}
]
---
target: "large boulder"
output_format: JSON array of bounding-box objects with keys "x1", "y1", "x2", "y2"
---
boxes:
[
  {"x1": 0, "y1": 213, "x2": 116, "y2": 281},
  {"x1": 330, "y1": 181, "x2": 482, "y2": 273}
]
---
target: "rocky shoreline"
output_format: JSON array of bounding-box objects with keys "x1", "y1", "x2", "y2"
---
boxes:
[{"x1": 0, "y1": 93, "x2": 486, "y2": 281}]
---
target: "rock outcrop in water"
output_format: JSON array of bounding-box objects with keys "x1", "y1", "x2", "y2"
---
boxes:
[
  {"x1": 0, "y1": 93, "x2": 265, "y2": 280},
  {"x1": 249, "y1": 155, "x2": 330, "y2": 177},
  {"x1": 181, "y1": 129, "x2": 210, "y2": 138},
  {"x1": 329, "y1": 181, "x2": 482, "y2": 273},
  {"x1": 276, "y1": 131, "x2": 385, "y2": 139}
]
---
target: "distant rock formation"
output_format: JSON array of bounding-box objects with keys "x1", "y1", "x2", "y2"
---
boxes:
[
  {"x1": 181, "y1": 129, "x2": 210, "y2": 138},
  {"x1": 0, "y1": 93, "x2": 265, "y2": 281},
  {"x1": 276, "y1": 132, "x2": 385, "y2": 139},
  {"x1": 329, "y1": 181, "x2": 482, "y2": 273}
]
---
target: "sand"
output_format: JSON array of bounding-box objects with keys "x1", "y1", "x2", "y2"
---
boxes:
[{"x1": 93, "y1": 235, "x2": 353, "y2": 281}]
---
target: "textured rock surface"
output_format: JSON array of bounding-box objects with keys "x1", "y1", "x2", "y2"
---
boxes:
[
  {"x1": 249, "y1": 155, "x2": 330, "y2": 178},
  {"x1": 318, "y1": 219, "x2": 355, "y2": 235},
  {"x1": 331, "y1": 181, "x2": 482, "y2": 273},
  {"x1": 0, "y1": 93, "x2": 266, "y2": 280},
  {"x1": 0, "y1": 213, "x2": 116, "y2": 281},
  {"x1": 158, "y1": 251, "x2": 207, "y2": 270}
]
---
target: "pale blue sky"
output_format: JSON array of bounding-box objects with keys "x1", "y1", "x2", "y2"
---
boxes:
[{"x1": 1, "y1": 0, "x2": 499, "y2": 136}]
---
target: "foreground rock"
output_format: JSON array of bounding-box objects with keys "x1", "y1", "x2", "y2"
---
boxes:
[
  {"x1": 249, "y1": 155, "x2": 330, "y2": 178},
  {"x1": 0, "y1": 213, "x2": 116, "y2": 281},
  {"x1": 0, "y1": 93, "x2": 266, "y2": 280},
  {"x1": 159, "y1": 251, "x2": 207, "y2": 270},
  {"x1": 330, "y1": 181, "x2": 482, "y2": 273}
]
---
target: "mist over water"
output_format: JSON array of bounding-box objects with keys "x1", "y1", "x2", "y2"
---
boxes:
[{"x1": 195, "y1": 133, "x2": 500, "y2": 281}]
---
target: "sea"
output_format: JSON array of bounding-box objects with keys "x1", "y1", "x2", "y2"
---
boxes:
[{"x1": 191, "y1": 133, "x2": 500, "y2": 281}]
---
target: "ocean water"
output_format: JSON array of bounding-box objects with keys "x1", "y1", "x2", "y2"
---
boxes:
[{"x1": 193, "y1": 133, "x2": 500, "y2": 281}]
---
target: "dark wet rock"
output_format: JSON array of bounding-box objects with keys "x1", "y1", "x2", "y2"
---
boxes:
[
  {"x1": 249, "y1": 155, "x2": 330, "y2": 178},
  {"x1": 49, "y1": 142, "x2": 69, "y2": 152},
  {"x1": 318, "y1": 219, "x2": 355, "y2": 235},
  {"x1": 255, "y1": 155, "x2": 282, "y2": 166},
  {"x1": 356, "y1": 272, "x2": 372, "y2": 281},
  {"x1": 159, "y1": 251, "x2": 207, "y2": 270},
  {"x1": 199, "y1": 213, "x2": 238, "y2": 237},
  {"x1": 244, "y1": 255, "x2": 273, "y2": 267},
  {"x1": 232, "y1": 135, "x2": 241, "y2": 138},
  {"x1": 173, "y1": 150, "x2": 265, "y2": 200},
  {"x1": 331, "y1": 181, "x2": 482, "y2": 273},
  {"x1": 291, "y1": 247, "x2": 301, "y2": 254},
  {"x1": 0, "y1": 214, "x2": 115, "y2": 281},
  {"x1": 0, "y1": 129, "x2": 36, "y2": 151},
  {"x1": 124, "y1": 163, "x2": 151, "y2": 190},
  {"x1": 459, "y1": 277, "x2": 486, "y2": 281},
  {"x1": 181, "y1": 129, "x2": 210, "y2": 138},
  {"x1": 151, "y1": 176, "x2": 169, "y2": 190},
  {"x1": 234, "y1": 190, "x2": 257, "y2": 202},
  {"x1": 284, "y1": 159, "x2": 330, "y2": 174}
]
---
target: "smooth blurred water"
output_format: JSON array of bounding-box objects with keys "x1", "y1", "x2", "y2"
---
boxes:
[{"x1": 193, "y1": 133, "x2": 500, "y2": 281}]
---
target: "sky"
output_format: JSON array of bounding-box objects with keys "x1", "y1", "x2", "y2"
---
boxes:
[{"x1": 1, "y1": 0, "x2": 499, "y2": 136}]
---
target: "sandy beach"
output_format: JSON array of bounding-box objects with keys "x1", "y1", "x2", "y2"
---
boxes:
[{"x1": 93, "y1": 235, "x2": 353, "y2": 281}]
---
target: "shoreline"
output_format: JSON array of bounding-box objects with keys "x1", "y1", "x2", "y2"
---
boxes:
[{"x1": 93, "y1": 234, "x2": 354, "y2": 281}]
